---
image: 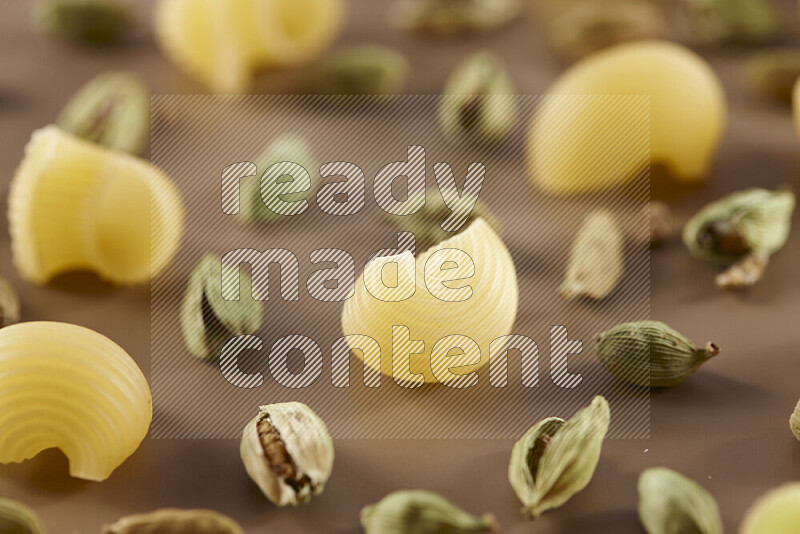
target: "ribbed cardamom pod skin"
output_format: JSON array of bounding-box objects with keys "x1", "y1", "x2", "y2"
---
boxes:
[
  {"x1": 791, "y1": 398, "x2": 800, "y2": 441},
  {"x1": 638, "y1": 468, "x2": 723, "y2": 534},
  {"x1": 305, "y1": 45, "x2": 409, "y2": 96},
  {"x1": 508, "y1": 396, "x2": 610, "y2": 518},
  {"x1": 33, "y1": 0, "x2": 132, "y2": 44},
  {"x1": 0, "y1": 278, "x2": 21, "y2": 328},
  {"x1": 438, "y1": 51, "x2": 516, "y2": 144},
  {"x1": 56, "y1": 71, "x2": 150, "y2": 155},
  {"x1": 391, "y1": 0, "x2": 522, "y2": 36},
  {"x1": 360, "y1": 490, "x2": 498, "y2": 534},
  {"x1": 560, "y1": 209, "x2": 624, "y2": 300},
  {"x1": 0, "y1": 498, "x2": 47, "y2": 534},
  {"x1": 179, "y1": 254, "x2": 263, "y2": 359},
  {"x1": 101, "y1": 508, "x2": 243, "y2": 534},
  {"x1": 596, "y1": 321, "x2": 719, "y2": 387},
  {"x1": 741, "y1": 483, "x2": 800, "y2": 534},
  {"x1": 682, "y1": 188, "x2": 795, "y2": 266},
  {"x1": 240, "y1": 135, "x2": 316, "y2": 223},
  {"x1": 240, "y1": 402, "x2": 334, "y2": 507}
]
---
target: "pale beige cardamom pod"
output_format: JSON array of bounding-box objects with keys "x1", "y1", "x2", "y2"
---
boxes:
[
  {"x1": 638, "y1": 467, "x2": 722, "y2": 534},
  {"x1": 508, "y1": 396, "x2": 610, "y2": 517},
  {"x1": 361, "y1": 490, "x2": 498, "y2": 533},
  {"x1": 240, "y1": 402, "x2": 334, "y2": 506},
  {"x1": 0, "y1": 498, "x2": 47, "y2": 534},
  {"x1": 101, "y1": 508, "x2": 243, "y2": 534},
  {"x1": 791, "y1": 398, "x2": 800, "y2": 441},
  {"x1": 0, "y1": 278, "x2": 21, "y2": 328},
  {"x1": 560, "y1": 209, "x2": 624, "y2": 299}
]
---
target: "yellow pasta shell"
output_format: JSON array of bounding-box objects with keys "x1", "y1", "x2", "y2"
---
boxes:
[
  {"x1": 154, "y1": 0, "x2": 345, "y2": 93},
  {"x1": 0, "y1": 322, "x2": 152, "y2": 481},
  {"x1": 341, "y1": 218, "x2": 518, "y2": 384},
  {"x1": 8, "y1": 126, "x2": 184, "y2": 285}
]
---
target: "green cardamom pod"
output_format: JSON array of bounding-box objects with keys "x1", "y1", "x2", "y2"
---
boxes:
[
  {"x1": 360, "y1": 490, "x2": 497, "y2": 534},
  {"x1": 306, "y1": 45, "x2": 409, "y2": 96},
  {"x1": 101, "y1": 508, "x2": 243, "y2": 534},
  {"x1": 682, "y1": 188, "x2": 795, "y2": 289},
  {"x1": 638, "y1": 468, "x2": 723, "y2": 534},
  {"x1": 791, "y1": 398, "x2": 800, "y2": 442},
  {"x1": 0, "y1": 498, "x2": 46, "y2": 534},
  {"x1": 596, "y1": 320, "x2": 720, "y2": 388},
  {"x1": 387, "y1": 187, "x2": 500, "y2": 253},
  {"x1": 391, "y1": 0, "x2": 523, "y2": 36},
  {"x1": 179, "y1": 254, "x2": 263, "y2": 360},
  {"x1": 741, "y1": 483, "x2": 800, "y2": 534},
  {"x1": 745, "y1": 49, "x2": 800, "y2": 106},
  {"x1": 32, "y1": 0, "x2": 132, "y2": 44},
  {"x1": 560, "y1": 209, "x2": 624, "y2": 300},
  {"x1": 240, "y1": 135, "x2": 316, "y2": 223},
  {"x1": 56, "y1": 71, "x2": 150, "y2": 155},
  {"x1": 438, "y1": 51, "x2": 516, "y2": 144},
  {"x1": 544, "y1": 0, "x2": 666, "y2": 62},
  {"x1": 0, "y1": 278, "x2": 21, "y2": 328},
  {"x1": 508, "y1": 395, "x2": 610, "y2": 518},
  {"x1": 678, "y1": 0, "x2": 781, "y2": 46}
]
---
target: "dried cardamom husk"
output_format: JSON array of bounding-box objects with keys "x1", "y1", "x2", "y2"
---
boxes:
[
  {"x1": 102, "y1": 508, "x2": 243, "y2": 534},
  {"x1": 596, "y1": 320, "x2": 720, "y2": 388},
  {"x1": 179, "y1": 254, "x2": 263, "y2": 360},
  {"x1": 741, "y1": 483, "x2": 800, "y2": 534},
  {"x1": 682, "y1": 188, "x2": 795, "y2": 289},
  {"x1": 56, "y1": 71, "x2": 149, "y2": 154},
  {"x1": 32, "y1": 0, "x2": 132, "y2": 44},
  {"x1": 387, "y1": 188, "x2": 500, "y2": 253},
  {"x1": 745, "y1": 49, "x2": 800, "y2": 106},
  {"x1": 0, "y1": 278, "x2": 21, "y2": 328},
  {"x1": 438, "y1": 51, "x2": 516, "y2": 144},
  {"x1": 560, "y1": 209, "x2": 624, "y2": 300},
  {"x1": 677, "y1": 0, "x2": 781, "y2": 46},
  {"x1": 240, "y1": 402, "x2": 334, "y2": 506},
  {"x1": 305, "y1": 45, "x2": 409, "y2": 96},
  {"x1": 240, "y1": 135, "x2": 316, "y2": 223},
  {"x1": 791, "y1": 398, "x2": 800, "y2": 441},
  {"x1": 638, "y1": 468, "x2": 723, "y2": 534},
  {"x1": 361, "y1": 490, "x2": 497, "y2": 534},
  {"x1": 544, "y1": 0, "x2": 666, "y2": 62},
  {"x1": 508, "y1": 396, "x2": 610, "y2": 518},
  {"x1": 391, "y1": 0, "x2": 523, "y2": 36},
  {"x1": 0, "y1": 498, "x2": 46, "y2": 534}
]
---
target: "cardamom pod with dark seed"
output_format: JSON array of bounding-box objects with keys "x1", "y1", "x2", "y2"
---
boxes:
[
  {"x1": 305, "y1": 45, "x2": 409, "y2": 96},
  {"x1": 0, "y1": 278, "x2": 21, "y2": 328},
  {"x1": 102, "y1": 508, "x2": 243, "y2": 534},
  {"x1": 179, "y1": 254, "x2": 263, "y2": 360},
  {"x1": 0, "y1": 498, "x2": 46, "y2": 534},
  {"x1": 33, "y1": 0, "x2": 132, "y2": 44},
  {"x1": 638, "y1": 468, "x2": 722, "y2": 534},
  {"x1": 361, "y1": 490, "x2": 497, "y2": 534},
  {"x1": 745, "y1": 49, "x2": 800, "y2": 106},
  {"x1": 596, "y1": 320, "x2": 720, "y2": 387},
  {"x1": 56, "y1": 71, "x2": 149, "y2": 154},
  {"x1": 508, "y1": 396, "x2": 610, "y2": 517}
]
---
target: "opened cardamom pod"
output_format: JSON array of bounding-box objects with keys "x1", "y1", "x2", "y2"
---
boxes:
[
  {"x1": 0, "y1": 278, "x2": 21, "y2": 328},
  {"x1": 240, "y1": 135, "x2": 316, "y2": 223},
  {"x1": 33, "y1": 0, "x2": 132, "y2": 44},
  {"x1": 791, "y1": 398, "x2": 800, "y2": 441},
  {"x1": 638, "y1": 467, "x2": 722, "y2": 534},
  {"x1": 746, "y1": 49, "x2": 800, "y2": 105},
  {"x1": 508, "y1": 395, "x2": 610, "y2": 518},
  {"x1": 438, "y1": 51, "x2": 516, "y2": 144},
  {"x1": 391, "y1": 0, "x2": 522, "y2": 36},
  {"x1": 305, "y1": 45, "x2": 409, "y2": 96},
  {"x1": 683, "y1": 188, "x2": 795, "y2": 289},
  {"x1": 179, "y1": 254, "x2": 263, "y2": 360},
  {"x1": 560, "y1": 209, "x2": 624, "y2": 300},
  {"x1": 677, "y1": 0, "x2": 781, "y2": 46},
  {"x1": 361, "y1": 490, "x2": 497, "y2": 534},
  {"x1": 56, "y1": 71, "x2": 150, "y2": 155},
  {"x1": 102, "y1": 508, "x2": 243, "y2": 534},
  {"x1": 240, "y1": 402, "x2": 334, "y2": 506},
  {"x1": 741, "y1": 483, "x2": 800, "y2": 534},
  {"x1": 0, "y1": 498, "x2": 46, "y2": 534},
  {"x1": 596, "y1": 320, "x2": 720, "y2": 387}
]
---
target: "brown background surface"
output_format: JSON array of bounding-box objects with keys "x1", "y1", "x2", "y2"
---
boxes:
[{"x1": 1, "y1": 0, "x2": 800, "y2": 532}]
